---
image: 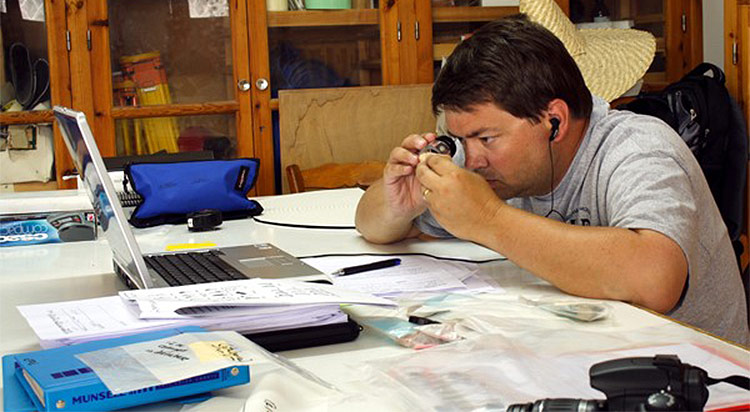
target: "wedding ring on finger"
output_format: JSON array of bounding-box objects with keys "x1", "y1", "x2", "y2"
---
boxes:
[{"x1": 422, "y1": 188, "x2": 431, "y2": 199}]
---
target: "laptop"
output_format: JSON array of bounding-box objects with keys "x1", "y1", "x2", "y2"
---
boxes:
[{"x1": 53, "y1": 106, "x2": 331, "y2": 290}]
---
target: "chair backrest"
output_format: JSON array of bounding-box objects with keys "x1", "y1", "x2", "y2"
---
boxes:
[
  {"x1": 286, "y1": 161, "x2": 385, "y2": 193},
  {"x1": 278, "y1": 84, "x2": 435, "y2": 193}
]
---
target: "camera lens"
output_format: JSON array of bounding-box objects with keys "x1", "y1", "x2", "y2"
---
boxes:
[{"x1": 507, "y1": 399, "x2": 607, "y2": 412}]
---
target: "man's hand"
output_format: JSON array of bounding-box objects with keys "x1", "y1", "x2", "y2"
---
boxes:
[
  {"x1": 416, "y1": 153, "x2": 504, "y2": 242},
  {"x1": 382, "y1": 133, "x2": 438, "y2": 218},
  {"x1": 355, "y1": 133, "x2": 437, "y2": 244}
]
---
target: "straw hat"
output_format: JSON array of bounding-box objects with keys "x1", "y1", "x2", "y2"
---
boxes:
[{"x1": 520, "y1": 0, "x2": 656, "y2": 102}]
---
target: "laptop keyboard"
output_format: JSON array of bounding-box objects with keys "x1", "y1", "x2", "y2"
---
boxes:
[
  {"x1": 144, "y1": 250, "x2": 247, "y2": 286},
  {"x1": 117, "y1": 191, "x2": 143, "y2": 208}
]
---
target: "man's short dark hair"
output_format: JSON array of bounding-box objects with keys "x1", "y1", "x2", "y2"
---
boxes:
[{"x1": 432, "y1": 14, "x2": 593, "y2": 122}]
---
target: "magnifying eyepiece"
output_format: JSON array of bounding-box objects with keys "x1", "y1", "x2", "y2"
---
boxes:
[{"x1": 420, "y1": 135, "x2": 457, "y2": 157}]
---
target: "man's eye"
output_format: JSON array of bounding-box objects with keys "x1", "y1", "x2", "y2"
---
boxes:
[{"x1": 480, "y1": 137, "x2": 496, "y2": 144}]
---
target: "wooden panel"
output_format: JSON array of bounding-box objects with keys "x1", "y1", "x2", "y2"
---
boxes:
[
  {"x1": 66, "y1": 0, "x2": 97, "y2": 146},
  {"x1": 741, "y1": 5, "x2": 750, "y2": 129},
  {"x1": 47, "y1": 0, "x2": 74, "y2": 188},
  {"x1": 380, "y1": 0, "x2": 401, "y2": 84},
  {"x1": 87, "y1": 0, "x2": 115, "y2": 160},
  {"x1": 414, "y1": 0, "x2": 434, "y2": 83},
  {"x1": 725, "y1": 0, "x2": 740, "y2": 100},
  {"x1": 267, "y1": 9, "x2": 379, "y2": 27},
  {"x1": 432, "y1": 6, "x2": 517, "y2": 22},
  {"x1": 553, "y1": 0, "x2": 568, "y2": 16},
  {"x1": 665, "y1": 0, "x2": 686, "y2": 83},
  {"x1": 279, "y1": 84, "x2": 435, "y2": 193},
  {"x1": 399, "y1": 0, "x2": 419, "y2": 83},
  {"x1": 687, "y1": 0, "x2": 703, "y2": 69},
  {"x1": 229, "y1": 0, "x2": 255, "y2": 193},
  {"x1": 111, "y1": 102, "x2": 239, "y2": 119},
  {"x1": 743, "y1": 5, "x2": 750, "y2": 274},
  {"x1": 247, "y1": 0, "x2": 275, "y2": 195},
  {"x1": 0, "y1": 111, "x2": 54, "y2": 125}
]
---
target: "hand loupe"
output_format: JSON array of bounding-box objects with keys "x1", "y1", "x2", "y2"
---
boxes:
[{"x1": 419, "y1": 135, "x2": 465, "y2": 167}]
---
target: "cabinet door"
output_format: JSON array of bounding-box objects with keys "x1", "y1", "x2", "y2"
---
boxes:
[
  {"x1": 571, "y1": 0, "x2": 702, "y2": 90},
  {"x1": 81, "y1": 0, "x2": 256, "y2": 192},
  {"x1": 249, "y1": 0, "x2": 389, "y2": 194},
  {"x1": 0, "y1": 0, "x2": 71, "y2": 190},
  {"x1": 429, "y1": 1, "x2": 571, "y2": 86}
]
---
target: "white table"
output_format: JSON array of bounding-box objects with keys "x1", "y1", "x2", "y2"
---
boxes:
[{"x1": 1, "y1": 189, "x2": 748, "y2": 411}]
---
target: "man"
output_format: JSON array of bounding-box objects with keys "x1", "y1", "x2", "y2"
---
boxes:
[{"x1": 355, "y1": 12, "x2": 749, "y2": 344}]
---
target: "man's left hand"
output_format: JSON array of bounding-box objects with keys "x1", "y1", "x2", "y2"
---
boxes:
[{"x1": 416, "y1": 154, "x2": 504, "y2": 242}]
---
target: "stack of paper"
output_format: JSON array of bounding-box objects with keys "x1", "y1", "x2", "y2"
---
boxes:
[
  {"x1": 303, "y1": 255, "x2": 503, "y2": 297},
  {"x1": 17, "y1": 279, "x2": 395, "y2": 348}
]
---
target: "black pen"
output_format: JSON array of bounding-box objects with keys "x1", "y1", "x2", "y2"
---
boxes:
[{"x1": 331, "y1": 258, "x2": 402, "y2": 277}]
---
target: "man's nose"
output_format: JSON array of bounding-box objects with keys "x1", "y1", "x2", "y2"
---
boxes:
[{"x1": 464, "y1": 140, "x2": 488, "y2": 170}]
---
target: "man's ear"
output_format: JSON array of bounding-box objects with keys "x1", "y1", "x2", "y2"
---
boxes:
[{"x1": 546, "y1": 98, "x2": 570, "y2": 142}]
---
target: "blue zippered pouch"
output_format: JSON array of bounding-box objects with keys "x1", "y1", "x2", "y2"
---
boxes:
[{"x1": 125, "y1": 158, "x2": 263, "y2": 228}]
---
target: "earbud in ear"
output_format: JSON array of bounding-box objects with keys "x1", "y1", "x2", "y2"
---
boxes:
[{"x1": 549, "y1": 118, "x2": 560, "y2": 142}]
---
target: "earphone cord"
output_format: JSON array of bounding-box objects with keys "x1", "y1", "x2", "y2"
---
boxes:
[{"x1": 545, "y1": 140, "x2": 555, "y2": 218}]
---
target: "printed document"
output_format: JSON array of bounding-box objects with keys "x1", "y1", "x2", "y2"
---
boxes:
[
  {"x1": 303, "y1": 255, "x2": 501, "y2": 296},
  {"x1": 17, "y1": 296, "x2": 346, "y2": 348},
  {"x1": 120, "y1": 279, "x2": 395, "y2": 319}
]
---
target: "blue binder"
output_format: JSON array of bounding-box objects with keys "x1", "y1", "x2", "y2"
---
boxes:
[{"x1": 2, "y1": 327, "x2": 250, "y2": 411}]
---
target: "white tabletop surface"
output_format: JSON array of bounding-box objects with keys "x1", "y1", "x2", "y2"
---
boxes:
[{"x1": 1, "y1": 188, "x2": 748, "y2": 411}]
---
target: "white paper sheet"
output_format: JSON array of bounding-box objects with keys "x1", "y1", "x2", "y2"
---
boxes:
[
  {"x1": 119, "y1": 278, "x2": 394, "y2": 319},
  {"x1": 77, "y1": 331, "x2": 254, "y2": 394},
  {"x1": 254, "y1": 188, "x2": 364, "y2": 227},
  {"x1": 19, "y1": 0, "x2": 44, "y2": 21},
  {"x1": 17, "y1": 295, "x2": 347, "y2": 348},
  {"x1": 187, "y1": 0, "x2": 228, "y2": 18},
  {"x1": 303, "y1": 255, "x2": 501, "y2": 296}
]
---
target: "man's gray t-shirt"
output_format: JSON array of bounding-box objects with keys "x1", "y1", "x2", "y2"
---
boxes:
[{"x1": 418, "y1": 96, "x2": 749, "y2": 345}]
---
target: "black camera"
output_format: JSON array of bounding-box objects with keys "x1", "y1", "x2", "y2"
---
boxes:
[{"x1": 507, "y1": 355, "x2": 709, "y2": 412}]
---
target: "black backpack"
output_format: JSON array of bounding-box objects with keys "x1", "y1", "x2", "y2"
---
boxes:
[{"x1": 618, "y1": 63, "x2": 748, "y2": 250}]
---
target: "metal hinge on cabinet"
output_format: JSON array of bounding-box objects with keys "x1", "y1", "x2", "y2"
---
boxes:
[
  {"x1": 733, "y1": 40, "x2": 739, "y2": 65},
  {"x1": 415, "y1": 21, "x2": 420, "y2": 40},
  {"x1": 87, "y1": 29, "x2": 92, "y2": 51},
  {"x1": 397, "y1": 21, "x2": 402, "y2": 42},
  {"x1": 681, "y1": 13, "x2": 687, "y2": 33},
  {"x1": 66, "y1": 31, "x2": 71, "y2": 51}
]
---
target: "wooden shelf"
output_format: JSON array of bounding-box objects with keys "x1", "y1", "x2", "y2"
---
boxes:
[
  {"x1": 0, "y1": 110, "x2": 54, "y2": 126},
  {"x1": 633, "y1": 13, "x2": 664, "y2": 25},
  {"x1": 433, "y1": 6, "x2": 517, "y2": 23},
  {"x1": 111, "y1": 101, "x2": 239, "y2": 119},
  {"x1": 267, "y1": 9, "x2": 379, "y2": 27}
]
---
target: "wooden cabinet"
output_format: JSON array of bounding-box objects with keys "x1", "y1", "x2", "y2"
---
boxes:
[
  {"x1": 2, "y1": 0, "x2": 705, "y2": 195},
  {"x1": 724, "y1": 0, "x2": 750, "y2": 267},
  {"x1": 725, "y1": 0, "x2": 749, "y2": 126},
  {"x1": 571, "y1": 0, "x2": 703, "y2": 91}
]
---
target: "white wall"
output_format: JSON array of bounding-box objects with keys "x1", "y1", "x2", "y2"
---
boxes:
[{"x1": 703, "y1": 0, "x2": 724, "y2": 70}]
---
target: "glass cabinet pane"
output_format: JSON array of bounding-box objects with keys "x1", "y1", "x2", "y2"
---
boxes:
[
  {"x1": 1, "y1": 0, "x2": 56, "y2": 190},
  {"x1": 1, "y1": 0, "x2": 50, "y2": 112},
  {"x1": 108, "y1": 0, "x2": 234, "y2": 106},
  {"x1": 268, "y1": 24, "x2": 382, "y2": 98},
  {"x1": 114, "y1": 114, "x2": 236, "y2": 158}
]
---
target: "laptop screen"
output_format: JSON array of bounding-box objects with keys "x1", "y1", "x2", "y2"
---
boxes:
[{"x1": 54, "y1": 107, "x2": 153, "y2": 289}]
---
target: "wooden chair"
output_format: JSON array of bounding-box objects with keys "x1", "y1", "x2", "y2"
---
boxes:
[{"x1": 286, "y1": 161, "x2": 385, "y2": 193}]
